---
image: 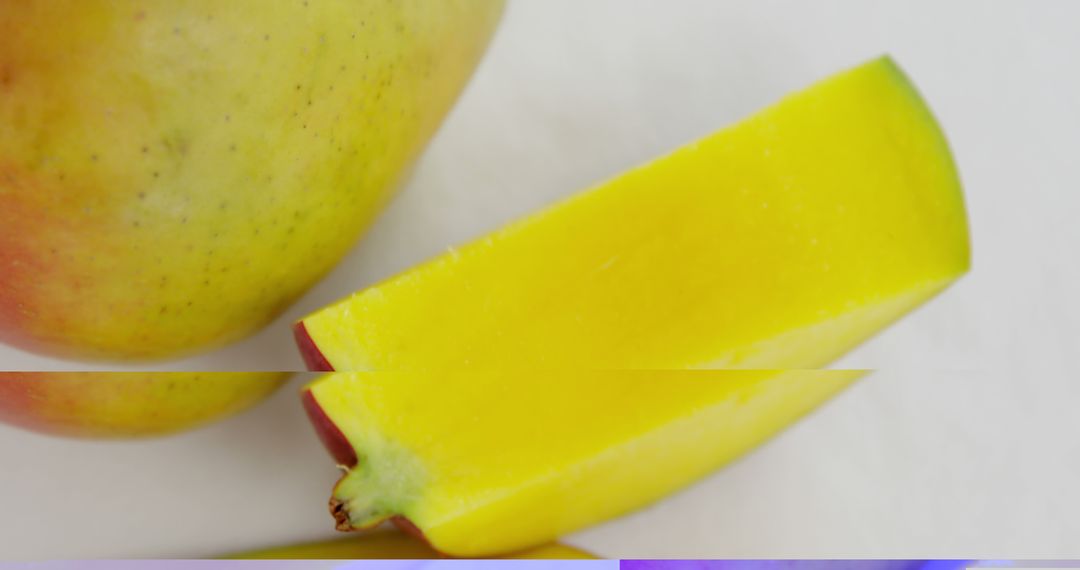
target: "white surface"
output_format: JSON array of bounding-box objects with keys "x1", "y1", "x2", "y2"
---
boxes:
[{"x1": 1, "y1": 0, "x2": 1078, "y2": 560}]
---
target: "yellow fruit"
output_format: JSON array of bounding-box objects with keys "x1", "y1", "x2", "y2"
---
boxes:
[
  {"x1": 295, "y1": 56, "x2": 970, "y2": 371},
  {"x1": 304, "y1": 370, "x2": 860, "y2": 556},
  {"x1": 0, "y1": 372, "x2": 290, "y2": 438},
  {"x1": 229, "y1": 531, "x2": 596, "y2": 559},
  {"x1": 0, "y1": 0, "x2": 503, "y2": 360}
]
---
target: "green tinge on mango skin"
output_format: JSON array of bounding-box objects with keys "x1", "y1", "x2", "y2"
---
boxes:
[
  {"x1": 330, "y1": 454, "x2": 427, "y2": 533},
  {"x1": 0, "y1": 0, "x2": 505, "y2": 361},
  {"x1": 303, "y1": 388, "x2": 429, "y2": 532}
]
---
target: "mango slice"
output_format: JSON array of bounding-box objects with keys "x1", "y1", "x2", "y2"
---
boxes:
[
  {"x1": 295, "y1": 56, "x2": 970, "y2": 371},
  {"x1": 304, "y1": 370, "x2": 860, "y2": 556}
]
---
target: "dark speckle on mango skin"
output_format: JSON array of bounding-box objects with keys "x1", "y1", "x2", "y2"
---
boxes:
[{"x1": 0, "y1": 0, "x2": 506, "y2": 360}]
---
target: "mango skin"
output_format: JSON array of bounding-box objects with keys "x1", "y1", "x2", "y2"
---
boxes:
[
  {"x1": 0, "y1": 372, "x2": 290, "y2": 438},
  {"x1": 0, "y1": 0, "x2": 503, "y2": 361},
  {"x1": 229, "y1": 532, "x2": 596, "y2": 559}
]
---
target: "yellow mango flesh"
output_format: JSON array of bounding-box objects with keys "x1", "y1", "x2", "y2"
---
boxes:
[
  {"x1": 0, "y1": 372, "x2": 289, "y2": 438},
  {"x1": 229, "y1": 532, "x2": 596, "y2": 559},
  {"x1": 306, "y1": 370, "x2": 859, "y2": 556},
  {"x1": 0, "y1": 0, "x2": 503, "y2": 360},
  {"x1": 297, "y1": 56, "x2": 970, "y2": 371}
]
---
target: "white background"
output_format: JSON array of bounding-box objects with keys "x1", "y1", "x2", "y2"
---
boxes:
[{"x1": 1, "y1": 0, "x2": 1078, "y2": 560}]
